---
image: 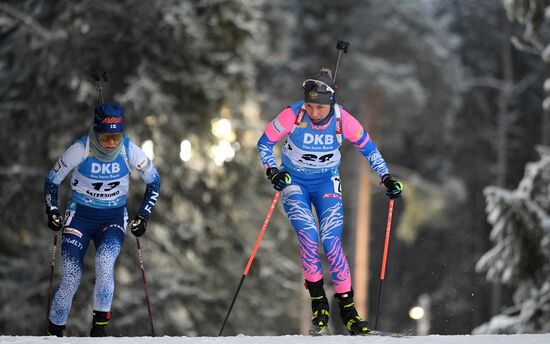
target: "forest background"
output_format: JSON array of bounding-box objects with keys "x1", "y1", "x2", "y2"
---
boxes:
[{"x1": 1, "y1": 0, "x2": 550, "y2": 337}]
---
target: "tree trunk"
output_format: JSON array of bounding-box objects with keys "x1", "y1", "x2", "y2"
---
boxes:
[
  {"x1": 355, "y1": 86, "x2": 383, "y2": 319},
  {"x1": 492, "y1": 18, "x2": 514, "y2": 315}
]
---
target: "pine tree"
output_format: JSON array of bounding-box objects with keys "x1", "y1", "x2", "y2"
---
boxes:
[{"x1": 475, "y1": 147, "x2": 550, "y2": 333}]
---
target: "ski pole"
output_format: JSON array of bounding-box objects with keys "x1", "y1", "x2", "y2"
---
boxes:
[
  {"x1": 218, "y1": 191, "x2": 281, "y2": 336},
  {"x1": 333, "y1": 40, "x2": 350, "y2": 83},
  {"x1": 374, "y1": 198, "x2": 395, "y2": 330},
  {"x1": 45, "y1": 233, "x2": 58, "y2": 333},
  {"x1": 136, "y1": 237, "x2": 155, "y2": 337},
  {"x1": 92, "y1": 71, "x2": 108, "y2": 103}
]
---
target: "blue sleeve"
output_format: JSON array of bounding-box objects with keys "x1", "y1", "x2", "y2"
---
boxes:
[
  {"x1": 44, "y1": 170, "x2": 60, "y2": 209},
  {"x1": 137, "y1": 167, "x2": 161, "y2": 220},
  {"x1": 257, "y1": 133, "x2": 278, "y2": 170},
  {"x1": 356, "y1": 139, "x2": 390, "y2": 179}
]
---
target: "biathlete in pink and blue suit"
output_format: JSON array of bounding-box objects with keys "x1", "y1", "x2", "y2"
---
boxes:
[{"x1": 256, "y1": 68, "x2": 403, "y2": 336}]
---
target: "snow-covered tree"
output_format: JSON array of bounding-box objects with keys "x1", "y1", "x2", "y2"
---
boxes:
[
  {"x1": 472, "y1": 0, "x2": 550, "y2": 333},
  {"x1": 475, "y1": 146, "x2": 550, "y2": 333},
  {"x1": 502, "y1": 0, "x2": 550, "y2": 144}
]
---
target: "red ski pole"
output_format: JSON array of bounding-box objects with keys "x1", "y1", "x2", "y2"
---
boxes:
[
  {"x1": 45, "y1": 233, "x2": 58, "y2": 333},
  {"x1": 218, "y1": 191, "x2": 280, "y2": 336},
  {"x1": 374, "y1": 198, "x2": 395, "y2": 330}
]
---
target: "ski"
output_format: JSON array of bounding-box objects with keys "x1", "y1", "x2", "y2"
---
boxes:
[
  {"x1": 309, "y1": 328, "x2": 411, "y2": 337},
  {"x1": 366, "y1": 329, "x2": 411, "y2": 337},
  {"x1": 309, "y1": 324, "x2": 332, "y2": 336}
]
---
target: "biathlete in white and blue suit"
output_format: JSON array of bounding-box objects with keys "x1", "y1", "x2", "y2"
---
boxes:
[
  {"x1": 44, "y1": 103, "x2": 161, "y2": 337},
  {"x1": 257, "y1": 68, "x2": 403, "y2": 336}
]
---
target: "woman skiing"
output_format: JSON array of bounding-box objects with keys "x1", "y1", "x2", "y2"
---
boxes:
[
  {"x1": 44, "y1": 103, "x2": 161, "y2": 337},
  {"x1": 256, "y1": 68, "x2": 402, "y2": 335}
]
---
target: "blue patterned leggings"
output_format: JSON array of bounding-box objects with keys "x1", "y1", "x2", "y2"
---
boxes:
[
  {"x1": 49, "y1": 202, "x2": 127, "y2": 326},
  {"x1": 280, "y1": 173, "x2": 352, "y2": 293}
]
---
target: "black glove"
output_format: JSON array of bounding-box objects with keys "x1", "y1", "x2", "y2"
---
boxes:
[
  {"x1": 46, "y1": 207, "x2": 64, "y2": 231},
  {"x1": 129, "y1": 216, "x2": 147, "y2": 237},
  {"x1": 266, "y1": 167, "x2": 292, "y2": 191},
  {"x1": 382, "y1": 175, "x2": 403, "y2": 199}
]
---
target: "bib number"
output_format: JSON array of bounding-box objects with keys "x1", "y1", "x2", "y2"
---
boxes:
[
  {"x1": 91, "y1": 181, "x2": 120, "y2": 192},
  {"x1": 301, "y1": 153, "x2": 335, "y2": 163},
  {"x1": 331, "y1": 176, "x2": 342, "y2": 194},
  {"x1": 64, "y1": 209, "x2": 75, "y2": 226}
]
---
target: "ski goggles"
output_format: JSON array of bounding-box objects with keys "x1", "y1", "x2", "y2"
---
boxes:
[
  {"x1": 97, "y1": 132, "x2": 123, "y2": 143},
  {"x1": 302, "y1": 79, "x2": 336, "y2": 94}
]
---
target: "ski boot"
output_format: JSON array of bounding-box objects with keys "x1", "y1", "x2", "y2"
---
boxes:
[
  {"x1": 335, "y1": 289, "x2": 370, "y2": 336},
  {"x1": 305, "y1": 279, "x2": 331, "y2": 335},
  {"x1": 90, "y1": 310, "x2": 110, "y2": 337},
  {"x1": 47, "y1": 320, "x2": 65, "y2": 337}
]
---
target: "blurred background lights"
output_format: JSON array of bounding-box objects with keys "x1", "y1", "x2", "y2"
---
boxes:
[
  {"x1": 211, "y1": 140, "x2": 235, "y2": 166},
  {"x1": 180, "y1": 140, "x2": 192, "y2": 162},
  {"x1": 141, "y1": 140, "x2": 155, "y2": 160},
  {"x1": 409, "y1": 306, "x2": 425, "y2": 320},
  {"x1": 144, "y1": 115, "x2": 157, "y2": 126},
  {"x1": 211, "y1": 118, "x2": 235, "y2": 141},
  {"x1": 242, "y1": 100, "x2": 260, "y2": 121}
]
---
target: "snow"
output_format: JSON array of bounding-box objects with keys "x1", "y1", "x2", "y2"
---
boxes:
[{"x1": 1, "y1": 334, "x2": 550, "y2": 344}]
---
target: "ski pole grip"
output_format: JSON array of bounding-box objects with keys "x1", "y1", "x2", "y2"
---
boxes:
[{"x1": 336, "y1": 40, "x2": 350, "y2": 53}]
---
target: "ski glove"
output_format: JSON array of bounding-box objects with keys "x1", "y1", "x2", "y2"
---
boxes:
[
  {"x1": 266, "y1": 167, "x2": 292, "y2": 191},
  {"x1": 129, "y1": 216, "x2": 147, "y2": 237},
  {"x1": 46, "y1": 207, "x2": 64, "y2": 231},
  {"x1": 382, "y1": 175, "x2": 403, "y2": 199}
]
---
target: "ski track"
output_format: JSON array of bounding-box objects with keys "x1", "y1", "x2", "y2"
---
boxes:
[{"x1": 1, "y1": 334, "x2": 550, "y2": 344}]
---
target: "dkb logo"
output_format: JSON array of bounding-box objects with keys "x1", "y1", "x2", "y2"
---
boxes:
[
  {"x1": 303, "y1": 133, "x2": 334, "y2": 145},
  {"x1": 91, "y1": 162, "x2": 120, "y2": 174}
]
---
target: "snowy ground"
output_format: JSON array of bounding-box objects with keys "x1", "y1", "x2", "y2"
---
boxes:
[{"x1": 1, "y1": 334, "x2": 550, "y2": 344}]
